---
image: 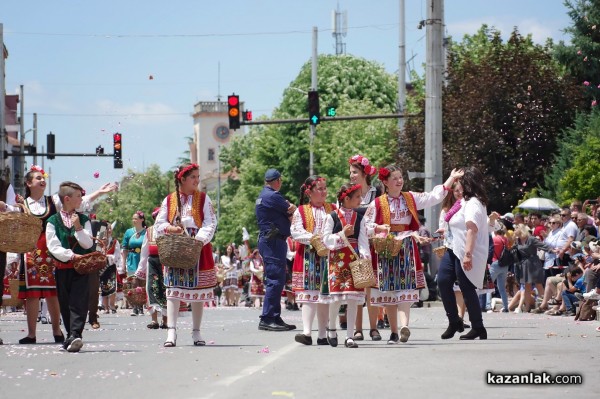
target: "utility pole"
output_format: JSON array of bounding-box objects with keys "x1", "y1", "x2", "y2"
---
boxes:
[
  {"x1": 18, "y1": 85, "x2": 25, "y2": 195},
  {"x1": 0, "y1": 24, "x2": 6, "y2": 180},
  {"x1": 398, "y1": 0, "x2": 406, "y2": 133},
  {"x1": 424, "y1": 0, "x2": 444, "y2": 269},
  {"x1": 33, "y1": 113, "x2": 38, "y2": 165},
  {"x1": 309, "y1": 26, "x2": 318, "y2": 177}
]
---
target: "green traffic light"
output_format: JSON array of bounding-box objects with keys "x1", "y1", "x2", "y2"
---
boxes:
[{"x1": 326, "y1": 107, "x2": 337, "y2": 117}]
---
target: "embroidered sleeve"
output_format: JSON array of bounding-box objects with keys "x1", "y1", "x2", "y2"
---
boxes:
[
  {"x1": 195, "y1": 195, "x2": 217, "y2": 244},
  {"x1": 153, "y1": 197, "x2": 170, "y2": 237},
  {"x1": 45, "y1": 222, "x2": 73, "y2": 262},
  {"x1": 291, "y1": 208, "x2": 313, "y2": 244},
  {"x1": 364, "y1": 201, "x2": 377, "y2": 238},
  {"x1": 322, "y1": 214, "x2": 345, "y2": 250},
  {"x1": 411, "y1": 185, "x2": 447, "y2": 210},
  {"x1": 358, "y1": 216, "x2": 371, "y2": 259},
  {"x1": 135, "y1": 234, "x2": 149, "y2": 279}
]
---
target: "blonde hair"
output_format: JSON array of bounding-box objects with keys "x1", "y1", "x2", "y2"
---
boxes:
[{"x1": 513, "y1": 224, "x2": 530, "y2": 239}]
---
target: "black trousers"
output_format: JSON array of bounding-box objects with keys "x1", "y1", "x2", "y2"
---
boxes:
[
  {"x1": 87, "y1": 272, "x2": 100, "y2": 323},
  {"x1": 55, "y1": 268, "x2": 90, "y2": 338},
  {"x1": 437, "y1": 249, "x2": 484, "y2": 329},
  {"x1": 0, "y1": 251, "x2": 6, "y2": 307}
]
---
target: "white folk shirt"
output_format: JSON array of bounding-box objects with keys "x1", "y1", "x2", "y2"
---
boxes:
[
  {"x1": 154, "y1": 193, "x2": 217, "y2": 245},
  {"x1": 322, "y1": 208, "x2": 370, "y2": 258},
  {"x1": 447, "y1": 197, "x2": 489, "y2": 289},
  {"x1": 364, "y1": 185, "x2": 448, "y2": 240},
  {"x1": 291, "y1": 205, "x2": 330, "y2": 244}
]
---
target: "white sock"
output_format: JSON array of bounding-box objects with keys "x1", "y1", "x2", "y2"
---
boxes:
[
  {"x1": 191, "y1": 302, "x2": 204, "y2": 340},
  {"x1": 328, "y1": 303, "x2": 338, "y2": 337},
  {"x1": 316, "y1": 303, "x2": 329, "y2": 339},
  {"x1": 346, "y1": 299, "x2": 358, "y2": 339},
  {"x1": 167, "y1": 298, "x2": 179, "y2": 329},
  {"x1": 302, "y1": 303, "x2": 316, "y2": 336}
]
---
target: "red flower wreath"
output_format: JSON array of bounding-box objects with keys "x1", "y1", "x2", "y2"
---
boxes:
[{"x1": 378, "y1": 167, "x2": 391, "y2": 180}]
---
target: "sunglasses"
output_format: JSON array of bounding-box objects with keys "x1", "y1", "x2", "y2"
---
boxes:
[{"x1": 550, "y1": 221, "x2": 560, "y2": 225}]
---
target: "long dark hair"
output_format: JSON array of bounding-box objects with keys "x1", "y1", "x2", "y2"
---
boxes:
[
  {"x1": 460, "y1": 166, "x2": 488, "y2": 206},
  {"x1": 174, "y1": 163, "x2": 199, "y2": 219},
  {"x1": 299, "y1": 175, "x2": 324, "y2": 205},
  {"x1": 24, "y1": 170, "x2": 37, "y2": 198}
]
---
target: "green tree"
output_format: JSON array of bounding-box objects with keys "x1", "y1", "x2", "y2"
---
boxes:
[
  {"x1": 554, "y1": 0, "x2": 600, "y2": 107},
  {"x1": 552, "y1": 109, "x2": 600, "y2": 202},
  {"x1": 400, "y1": 26, "x2": 583, "y2": 212},
  {"x1": 214, "y1": 54, "x2": 399, "y2": 249},
  {"x1": 94, "y1": 164, "x2": 171, "y2": 239}
]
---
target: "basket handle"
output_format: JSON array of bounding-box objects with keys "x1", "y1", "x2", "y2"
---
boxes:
[{"x1": 340, "y1": 232, "x2": 360, "y2": 259}]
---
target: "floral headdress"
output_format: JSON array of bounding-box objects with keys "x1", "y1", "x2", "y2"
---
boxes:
[
  {"x1": 135, "y1": 210, "x2": 145, "y2": 220},
  {"x1": 339, "y1": 184, "x2": 361, "y2": 201},
  {"x1": 301, "y1": 177, "x2": 326, "y2": 195},
  {"x1": 348, "y1": 154, "x2": 377, "y2": 176},
  {"x1": 176, "y1": 164, "x2": 199, "y2": 180},
  {"x1": 378, "y1": 167, "x2": 391, "y2": 180},
  {"x1": 30, "y1": 165, "x2": 48, "y2": 179}
]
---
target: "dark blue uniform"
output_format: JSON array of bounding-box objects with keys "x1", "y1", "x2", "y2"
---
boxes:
[{"x1": 255, "y1": 185, "x2": 291, "y2": 323}]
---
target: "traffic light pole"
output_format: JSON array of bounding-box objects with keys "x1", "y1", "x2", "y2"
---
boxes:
[
  {"x1": 239, "y1": 113, "x2": 421, "y2": 126},
  {"x1": 309, "y1": 26, "x2": 318, "y2": 176},
  {"x1": 5, "y1": 152, "x2": 115, "y2": 157}
]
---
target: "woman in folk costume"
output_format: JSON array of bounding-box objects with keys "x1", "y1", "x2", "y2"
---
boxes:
[
  {"x1": 364, "y1": 165, "x2": 463, "y2": 344},
  {"x1": 100, "y1": 221, "x2": 121, "y2": 314},
  {"x1": 322, "y1": 183, "x2": 369, "y2": 348},
  {"x1": 18, "y1": 165, "x2": 116, "y2": 345},
  {"x1": 135, "y1": 207, "x2": 168, "y2": 329},
  {"x1": 292, "y1": 176, "x2": 337, "y2": 346},
  {"x1": 248, "y1": 249, "x2": 266, "y2": 307},
  {"x1": 221, "y1": 244, "x2": 240, "y2": 306},
  {"x1": 154, "y1": 163, "x2": 217, "y2": 347},
  {"x1": 348, "y1": 154, "x2": 382, "y2": 341}
]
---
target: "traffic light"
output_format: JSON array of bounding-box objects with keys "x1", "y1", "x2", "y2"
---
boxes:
[
  {"x1": 47, "y1": 132, "x2": 55, "y2": 159},
  {"x1": 228, "y1": 94, "x2": 240, "y2": 130},
  {"x1": 242, "y1": 110, "x2": 253, "y2": 122},
  {"x1": 113, "y1": 133, "x2": 123, "y2": 169},
  {"x1": 326, "y1": 106, "x2": 337, "y2": 117},
  {"x1": 96, "y1": 145, "x2": 104, "y2": 155},
  {"x1": 308, "y1": 90, "x2": 320, "y2": 125}
]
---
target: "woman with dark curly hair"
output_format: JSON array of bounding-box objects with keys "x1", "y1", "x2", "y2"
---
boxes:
[{"x1": 437, "y1": 166, "x2": 489, "y2": 340}]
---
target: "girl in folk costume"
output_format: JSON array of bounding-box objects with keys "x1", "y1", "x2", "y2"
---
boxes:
[
  {"x1": 154, "y1": 164, "x2": 217, "y2": 347},
  {"x1": 135, "y1": 207, "x2": 168, "y2": 329},
  {"x1": 284, "y1": 237, "x2": 299, "y2": 311},
  {"x1": 291, "y1": 176, "x2": 337, "y2": 346},
  {"x1": 18, "y1": 166, "x2": 116, "y2": 345},
  {"x1": 348, "y1": 154, "x2": 382, "y2": 341},
  {"x1": 221, "y1": 244, "x2": 240, "y2": 306},
  {"x1": 248, "y1": 249, "x2": 265, "y2": 307},
  {"x1": 364, "y1": 165, "x2": 463, "y2": 344},
  {"x1": 100, "y1": 221, "x2": 121, "y2": 314},
  {"x1": 322, "y1": 183, "x2": 369, "y2": 348}
]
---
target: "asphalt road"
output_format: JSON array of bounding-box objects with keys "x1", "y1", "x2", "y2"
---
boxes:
[{"x1": 0, "y1": 303, "x2": 597, "y2": 399}]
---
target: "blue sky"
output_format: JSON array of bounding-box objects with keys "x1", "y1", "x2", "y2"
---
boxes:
[{"x1": 2, "y1": 0, "x2": 573, "y2": 195}]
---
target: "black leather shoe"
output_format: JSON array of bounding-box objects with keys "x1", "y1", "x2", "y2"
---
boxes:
[
  {"x1": 316, "y1": 338, "x2": 328, "y2": 345},
  {"x1": 19, "y1": 336, "x2": 36, "y2": 344},
  {"x1": 459, "y1": 327, "x2": 487, "y2": 340},
  {"x1": 441, "y1": 320, "x2": 465, "y2": 340},
  {"x1": 258, "y1": 320, "x2": 288, "y2": 332},
  {"x1": 295, "y1": 334, "x2": 313, "y2": 345},
  {"x1": 326, "y1": 329, "x2": 338, "y2": 347},
  {"x1": 275, "y1": 319, "x2": 296, "y2": 330},
  {"x1": 387, "y1": 332, "x2": 400, "y2": 344}
]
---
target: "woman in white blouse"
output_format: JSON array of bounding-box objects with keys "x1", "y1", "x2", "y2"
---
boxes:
[{"x1": 437, "y1": 166, "x2": 489, "y2": 340}]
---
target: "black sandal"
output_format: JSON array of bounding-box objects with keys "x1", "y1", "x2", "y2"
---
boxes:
[
  {"x1": 147, "y1": 321, "x2": 159, "y2": 329},
  {"x1": 163, "y1": 327, "x2": 177, "y2": 347},
  {"x1": 192, "y1": 329, "x2": 206, "y2": 346},
  {"x1": 353, "y1": 330, "x2": 364, "y2": 341},
  {"x1": 369, "y1": 329, "x2": 382, "y2": 341}
]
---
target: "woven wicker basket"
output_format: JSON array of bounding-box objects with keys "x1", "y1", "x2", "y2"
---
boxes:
[
  {"x1": 124, "y1": 288, "x2": 147, "y2": 307},
  {"x1": 0, "y1": 209, "x2": 42, "y2": 253},
  {"x1": 433, "y1": 246, "x2": 447, "y2": 259},
  {"x1": 156, "y1": 234, "x2": 203, "y2": 269},
  {"x1": 349, "y1": 258, "x2": 376, "y2": 289},
  {"x1": 2, "y1": 279, "x2": 24, "y2": 307},
  {"x1": 310, "y1": 234, "x2": 329, "y2": 257},
  {"x1": 371, "y1": 236, "x2": 402, "y2": 257}
]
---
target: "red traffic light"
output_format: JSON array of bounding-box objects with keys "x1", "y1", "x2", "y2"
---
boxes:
[
  {"x1": 113, "y1": 133, "x2": 122, "y2": 142},
  {"x1": 243, "y1": 110, "x2": 253, "y2": 121},
  {"x1": 228, "y1": 96, "x2": 239, "y2": 107}
]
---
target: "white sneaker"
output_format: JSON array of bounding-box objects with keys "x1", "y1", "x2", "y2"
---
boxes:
[
  {"x1": 514, "y1": 308, "x2": 522, "y2": 314},
  {"x1": 583, "y1": 291, "x2": 600, "y2": 300},
  {"x1": 67, "y1": 338, "x2": 83, "y2": 353}
]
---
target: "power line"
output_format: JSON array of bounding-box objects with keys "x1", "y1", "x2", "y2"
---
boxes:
[{"x1": 8, "y1": 23, "x2": 401, "y2": 39}]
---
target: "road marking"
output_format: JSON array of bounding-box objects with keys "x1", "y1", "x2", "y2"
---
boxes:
[{"x1": 214, "y1": 342, "x2": 298, "y2": 387}]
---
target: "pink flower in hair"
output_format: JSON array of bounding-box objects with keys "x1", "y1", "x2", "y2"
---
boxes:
[
  {"x1": 351, "y1": 155, "x2": 360, "y2": 161},
  {"x1": 361, "y1": 157, "x2": 369, "y2": 166}
]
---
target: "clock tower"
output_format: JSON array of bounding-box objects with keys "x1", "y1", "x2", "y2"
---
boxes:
[{"x1": 191, "y1": 100, "x2": 243, "y2": 191}]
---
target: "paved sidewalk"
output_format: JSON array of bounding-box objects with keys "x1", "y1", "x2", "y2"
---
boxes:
[{"x1": 0, "y1": 305, "x2": 597, "y2": 399}]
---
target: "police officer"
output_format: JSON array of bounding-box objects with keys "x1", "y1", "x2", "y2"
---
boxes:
[{"x1": 256, "y1": 169, "x2": 297, "y2": 331}]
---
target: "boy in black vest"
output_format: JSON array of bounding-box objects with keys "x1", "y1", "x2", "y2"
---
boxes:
[{"x1": 46, "y1": 182, "x2": 94, "y2": 352}]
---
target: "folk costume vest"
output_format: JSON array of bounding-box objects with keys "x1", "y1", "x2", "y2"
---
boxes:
[
  {"x1": 292, "y1": 203, "x2": 336, "y2": 275},
  {"x1": 47, "y1": 212, "x2": 94, "y2": 270}
]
